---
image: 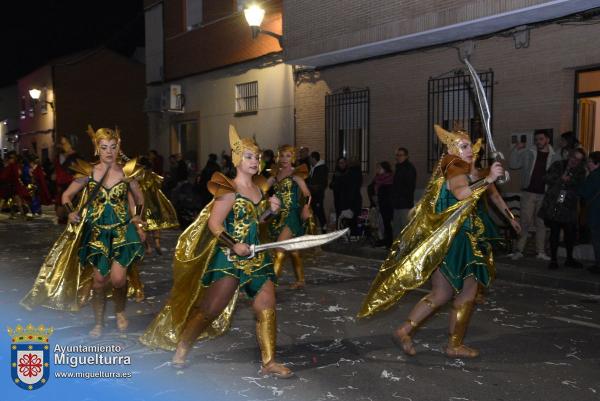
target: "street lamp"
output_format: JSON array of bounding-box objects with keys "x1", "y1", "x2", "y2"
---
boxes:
[
  {"x1": 243, "y1": 4, "x2": 282, "y2": 47},
  {"x1": 28, "y1": 88, "x2": 54, "y2": 109}
]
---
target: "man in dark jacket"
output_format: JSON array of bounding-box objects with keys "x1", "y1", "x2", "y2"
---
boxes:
[
  {"x1": 580, "y1": 151, "x2": 600, "y2": 273},
  {"x1": 307, "y1": 151, "x2": 329, "y2": 232},
  {"x1": 392, "y1": 147, "x2": 416, "y2": 237}
]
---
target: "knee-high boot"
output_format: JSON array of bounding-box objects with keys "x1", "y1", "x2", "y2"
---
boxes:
[
  {"x1": 289, "y1": 251, "x2": 305, "y2": 289},
  {"x1": 447, "y1": 300, "x2": 479, "y2": 358},
  {"x1": 172, "y1": 307, "x2": 213, "y2": 368},
  {"x1": 113, "y1": 284, "x2": 128, "y2": 332},
  {"x1": 272, "y1": 250, "x2": 287, "y2": 278},
  {"x1": 127, "y1": 265, "x2": 145, "y2": 302},
  {"x1": 256, "y1": 309, "x2": 293, "y2": 378},
  {"x1": 89, "y1": 287, "x2": 106, "y2": 338},
  {"x1": 393, "y1": 295, "x2": 438, "y2": 356}
]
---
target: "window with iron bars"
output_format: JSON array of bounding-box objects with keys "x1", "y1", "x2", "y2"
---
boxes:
[
  {"x1": 325, "y1": 87, "x2": 370, "y2": 173},
  {"x1": 235, "y1": 81, "x2": 258, "y2": 115},
  {"x1": 427, "y1": 69, "x2": 493, "y2": 172}
]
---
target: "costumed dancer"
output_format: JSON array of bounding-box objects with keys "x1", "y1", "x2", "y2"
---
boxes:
[
  {"x1": 28, "y1": 154, "x2": 53, "y2": 216},
  {"x1": 140, "y1": 126, "x2": 292, "y2": 378},
  {"x1": 21, "y1": 126, "x2": 146, "y2": 338},
  {"x1": 266, "y1": 145, "x2": 313, "y2": 289},
  {"x1": 358, "y1": 125, "x2": 521, "y2": 358},
  {"x1": 0, "y1": 151, "x2": 31, "y2": 218},
  {"x1": 138, "y1": 156, "x2": 179, "y2": 255}
]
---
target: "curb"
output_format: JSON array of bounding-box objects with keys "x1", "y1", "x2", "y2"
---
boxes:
[{"x1": 323, "y1": 244, "x2": 600, "y2": 295}]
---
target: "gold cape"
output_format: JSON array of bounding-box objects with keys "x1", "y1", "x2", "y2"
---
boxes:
[
  {"x1": 357, "y1": 161, "x2": 488, "y2": 319},
  {"x1": 140, "y1": 174, "x2": 245, "y2": 351},
  {"x1": 140, "y1": 170, "x2": 179, "y2": 231},
  {"x1": 20, "y1": 158, "x2": 145, "y2": 311}
]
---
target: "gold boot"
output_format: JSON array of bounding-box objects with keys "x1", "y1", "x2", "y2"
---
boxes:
[
  {"x1": 256, "y1": 309, "x2": 293, "y2": 378},
  {"x1": 446, "y1": 301, "x2": 479, "y2": 358},
  {"x1": 172, "y1": 307, "x2": 212, "y2": 369},
  {"x1": 128, "y1": 265, "x2": 145, "y2": 302},
  {"x1": 272, "y1": 250, "x2": 287, "y2": 278},
  {"x1": 89, "y1": 287, "x2": 106, "y2": 338},
  {"x1": 289, "y1": 251, "x2": 305, "y2": 289},
  {"x1": 113, "y1": 285, "x2": 128, "y2": 333},
  {"x1": 392, "y1": 295, "x2": 437, "y2": 356}
]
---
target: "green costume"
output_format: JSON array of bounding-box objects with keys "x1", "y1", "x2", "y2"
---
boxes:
[
  {"x1": 78, "y1": 177, "x2": 145, "y2": 276},
  {"x1": 268, "y1": 166, "x2": 308, "y2": 238},
  {"x1": 436, "y1": 179, "x2": 500, "y2": 292},
  {"x1": 202, "y1": 189, "x2": 276, "y2": 298}
]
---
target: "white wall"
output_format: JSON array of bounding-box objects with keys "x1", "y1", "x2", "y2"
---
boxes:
[{"x1": 167, "y1": 62, "x2": 295, "y2": 167}]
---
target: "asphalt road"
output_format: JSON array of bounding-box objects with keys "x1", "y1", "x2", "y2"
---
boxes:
[{"x1": 1, "y1": 216, "x2": 599, "y2": 401}]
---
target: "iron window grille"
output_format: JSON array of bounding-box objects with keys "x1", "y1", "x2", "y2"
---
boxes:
[
  {"x1": 325, "y1": 87, "x2": 370, "y2": 173},
  {"x1": 427, "y1": 69, "x2": 494, "y2": 172},
  {"x1": 235, "y1": 81, "x2": 258, "y2": 115}
]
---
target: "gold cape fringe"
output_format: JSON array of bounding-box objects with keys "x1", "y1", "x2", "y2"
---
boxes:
[
  {"x1": 139, "y1": 201, "x2": 238, "y2": 351},
  {"x1": 357, "y1": 165, "x2": 488, "y2": 319},
  {"x1": 140, "y1": 170, "x2": 179, "y2": 231}
]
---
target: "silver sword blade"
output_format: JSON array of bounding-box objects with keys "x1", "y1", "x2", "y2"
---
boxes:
[
  {"x1": 463, "y1": 58, "x2": 495, "y2": 153},
  {"x1": 254, "y1": 228, "x2": 349, "y2": 253}
]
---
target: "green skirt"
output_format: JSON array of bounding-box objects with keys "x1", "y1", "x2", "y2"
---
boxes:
[
  {"x1": 439, "y1": 210, "x2": 501, "y2": 292},
  {"x1": 79, "y1": 221, "x2": 145, "y2": 276},
  {"x1": 201, "y1": 247, "x2": 276, "y2": 298}
]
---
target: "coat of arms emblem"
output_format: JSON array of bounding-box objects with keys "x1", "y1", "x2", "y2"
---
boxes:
[{"x1": 8, "y1": 323, "x2": 53, "y2": 390}]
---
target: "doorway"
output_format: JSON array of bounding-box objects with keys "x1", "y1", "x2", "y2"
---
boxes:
[{"x1": 575, "y1": 68, "x2": 600, "y2": 153}]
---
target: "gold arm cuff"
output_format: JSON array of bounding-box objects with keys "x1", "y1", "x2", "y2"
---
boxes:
[
  {"x1": 469, "y1": 177, "x2": 490, "y2": 191},
  {"x1": 63, "y1": 202, "x2": 74, "y2": 213},
  {"x1": 134, "y1": 204, "x2": 143, "y2": 216},
  {"x1": 217, "y1": 231, "x2": 237, "y2": 250}
]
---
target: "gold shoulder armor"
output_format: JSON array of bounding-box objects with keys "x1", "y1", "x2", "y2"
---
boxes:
[
  {"x1": 293, "y1": 164, "x2": 309, "y2": 180},
  {"x1": 208, "y1": 172, "x2": 236, "y2": 198},
  {"x1": 441, "y1": 154, "x2": 470, "y2": 180},
  {"x1": 253, "y1": 174, "x2": 269, "y2": 194},
  {"x1": 69, "y1": 159, "x2": 94, "y2": 179},
  {"x1": 122, "y1": 158, "x2": 144, "y2": 181}
]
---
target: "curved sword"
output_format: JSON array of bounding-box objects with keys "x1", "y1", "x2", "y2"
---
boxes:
[
  {"x1": 226, "y1": 228, "x2": 349, "y2": 261},
  {"x1": 463, "y1": 58, "x2": 509, "y2": 184}
]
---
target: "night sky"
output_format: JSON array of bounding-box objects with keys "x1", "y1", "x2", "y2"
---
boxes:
[{"x1": 0, "y1": 0, "x2": 144, "y2": 87}]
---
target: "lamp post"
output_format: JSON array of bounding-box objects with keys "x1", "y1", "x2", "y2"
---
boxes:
[
  {"x1": 244, "y1": 4, "x2": 282, "y2": 47},
  {"x1": 29, "y1": 87, "x2": 57, "y2": 156}
]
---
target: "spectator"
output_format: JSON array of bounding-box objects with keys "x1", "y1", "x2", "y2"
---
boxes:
[
  {"x1": 148, "y1": 149, "x2": 164, "y2": 175},
  {"x1": 508, "y1": 130, "x2": 561, "y2": 260},
  {"x1": 579, "y1": 151, "x2": 600, "y2": 274},
  {"x1": 221, "y1": 153, "x2": 235, "y2": 178},
  {"x1": 297, "y1": 147, "x2": 310, "y2": 170},
  {"x1": 558, "y1": 131, "x2": 580, "y2": 161},
  {"x1": 373, "y1": 161, "x2": 394, "y2": 247},
  {"x1": 347, "y1": 159, "x2": 363, "y2": 235},
  {"x1": 261, "y1": 149, "x2": 275, "y2": 178},
  {"x1": 307, "y1": 151, "x2": 328, "y2": 232},
  {"x1": 54, "y1": 135, "x2": 79, "y2": 224},
  {"x1": 392, "y1": 147, "x2": 416, "y2": 237},
  {"x1": 538, "y1": 149, "x2": 586, "y2": 270},
  {"x1": 196, "y1": 153, "x2": 221, "y2": 209},
  {"x1": 330, "y1": 157, "x2": 350, "y2": 224}
]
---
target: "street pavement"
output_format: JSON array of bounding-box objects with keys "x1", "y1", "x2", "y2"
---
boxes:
[{"x1": 1, "y1": 216, "x2": 599, "y2": 401}]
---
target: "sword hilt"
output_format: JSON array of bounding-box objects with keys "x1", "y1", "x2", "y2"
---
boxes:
[
  {"x1": 225, "y1": 244, "x2": 256, "y2": 262},
  {"x1": 490, "y1": 151, "x2": 510, "y2": 185}
]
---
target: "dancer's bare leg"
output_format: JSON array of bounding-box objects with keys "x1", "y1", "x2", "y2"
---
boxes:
[
  {"x1": 393, "y1": 269, "x2": 453, "y2": 355},
  {"x1": 172, "y1": 277, "x2": 239, "y2": 367},
  {"x1": 110, "y1": 261, "x2": 128, "y2": 332}
]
